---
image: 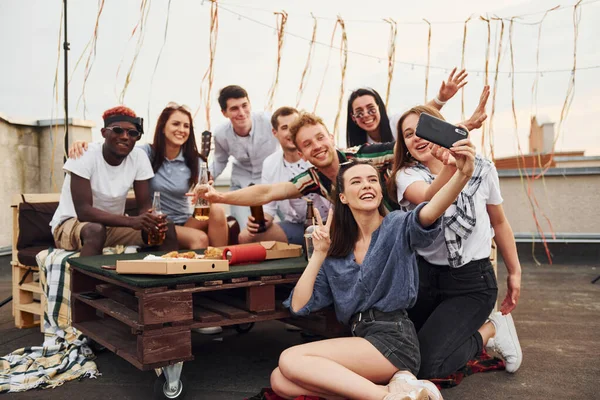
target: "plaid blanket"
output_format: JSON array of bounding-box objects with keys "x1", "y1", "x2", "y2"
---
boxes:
[
  {"x1": 0, "y1": 249, "x2": 98, "y2": 393},
  {"x1": 409, "y1": 155, "x2": 493, "y2": 267}
]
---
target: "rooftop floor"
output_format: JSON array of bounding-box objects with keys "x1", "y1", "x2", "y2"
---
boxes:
[{"x1": 0, "y1": 252, "x2": 598, "y2": 399}]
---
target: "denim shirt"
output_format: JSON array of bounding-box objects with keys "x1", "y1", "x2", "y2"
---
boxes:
[{"x1": 283, "y1": 203, "x2": 442, "y2": 325}]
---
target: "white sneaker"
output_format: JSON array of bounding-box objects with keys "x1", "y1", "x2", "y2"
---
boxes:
[
  {"x1": 387, "y1": 372, "x2": 442, "y2": 400},
  {"x1": 488, "y1": 312, "x2": 522, "y2": 373},
  {"x1": 193, "y1": 326, "x2": 223, "y2": 335}
]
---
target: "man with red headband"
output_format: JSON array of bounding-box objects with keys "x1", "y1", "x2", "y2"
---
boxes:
[{"x1": 50, "y1": 106, "x2": 178, "y2": 256}]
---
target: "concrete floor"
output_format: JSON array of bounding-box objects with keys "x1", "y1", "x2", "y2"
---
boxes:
[{"x1": 0, "y1": 249, "x2": 598, "y2": 399}]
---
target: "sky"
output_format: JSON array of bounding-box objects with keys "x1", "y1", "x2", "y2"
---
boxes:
[{"x1": 1, "y1": 0, "x2": 599, "y2": 160}]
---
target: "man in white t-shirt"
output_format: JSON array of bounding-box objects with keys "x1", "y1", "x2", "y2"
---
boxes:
[
  {"x1": 209, "y1": 85, "x2": 279, "y2": 229},
  {"x1": 50, "y1": 106, "x2": 178, "y2": 256},
  {"x1": 238, "y1": 107, "x2": 331, "y2": 245}
]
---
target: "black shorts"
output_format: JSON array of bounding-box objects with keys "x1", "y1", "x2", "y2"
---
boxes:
[{"x1": 350, "y1": 309, "x2": 421, "y2": 375}]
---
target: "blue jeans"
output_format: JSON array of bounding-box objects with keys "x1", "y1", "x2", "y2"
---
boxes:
[{"x1": 408, "y1": 257, "x2": 498, "y2": 379}]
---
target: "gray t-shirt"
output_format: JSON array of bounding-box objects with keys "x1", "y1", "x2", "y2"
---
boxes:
[{"x1": 284, "y1": 203, "x2": 442, "y2": 325}]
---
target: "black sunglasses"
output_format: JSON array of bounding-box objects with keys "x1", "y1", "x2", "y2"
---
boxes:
[{"x1": 105, "y1": 126, "x2": 142, "y2": 138}]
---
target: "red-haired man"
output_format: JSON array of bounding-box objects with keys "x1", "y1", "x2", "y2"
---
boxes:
[{"x1": 50, "y1": 106, "x2": 178, "y2": 256}]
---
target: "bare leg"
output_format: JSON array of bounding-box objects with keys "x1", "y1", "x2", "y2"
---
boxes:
[
  {"x1": 273, "y1": 337, "x2": 398, "y2": 400},
  {"x1": 271, "y1": 368, "x2": 345, "y2": 400},
  {"x1": 175, "y1": 225, "x2": 209, "y2": 250},
  {"x1": 184, "y1": 204, "x2": 228, "y2": 246},
  {"x1": 80, "y1": 223, "x2": 106, "y2": 256},
  {"x1": 239, "y1": 223, "x2": 288, "y2": 244},
  {"x1": 478, "y1": 321, "x2": 495, "y2": 346}
]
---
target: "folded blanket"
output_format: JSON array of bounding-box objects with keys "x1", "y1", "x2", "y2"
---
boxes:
[{"x1": 0, "y1": 248, "x2": 99, "y2": 393}]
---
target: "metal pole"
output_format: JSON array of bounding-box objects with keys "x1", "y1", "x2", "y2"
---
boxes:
[{"x1": 63, "y1": 0, "x2": 70, "y2": 163}]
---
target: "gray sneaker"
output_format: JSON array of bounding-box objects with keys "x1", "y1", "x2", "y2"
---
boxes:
[{"x1": 489, "y1": 312, "x2": 522, "y2": 373}]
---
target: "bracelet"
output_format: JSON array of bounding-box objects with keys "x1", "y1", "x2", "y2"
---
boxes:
[{"x1": 433, "y1": 96, "x2": 447, "y2": 106}]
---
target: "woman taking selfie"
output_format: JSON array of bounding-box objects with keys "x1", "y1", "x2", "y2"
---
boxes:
[
  {"x1": 271, "y1": 134, "x2": 476, "y2": 400},
  {"x1": 388, "y1": 105, "x2": 523, "y2": 380}
]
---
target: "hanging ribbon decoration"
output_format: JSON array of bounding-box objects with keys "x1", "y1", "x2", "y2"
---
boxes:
[
  {"x1": 383, "y1": 18, "x2": 398, "y2": 108},
  {"x1": 147, "y1": 0, "x2": 172, "y2": 128},
  {"x1": 266, "y1": 11, "x2": 289, "y2": 112},
  {"x1": 50, "y1": 5, "x2": 64, "y2": 191},
  {"x1": 423, "y1": 19, "x2": 432, "y2": 104},
  {"x1": 196, "y1": 0, "x2": 219, "y2": 131},
  {"x1": 74, "y1": 0, "x2": 105, "y2": 118},
  {"x1": 117, "y1": 0, "x2": 152, "y2": 104},
  {"x1": 531, "y1": 6, "x2": 559, "y2": 118},
  {"x1": 548, "y1": 0, "x2": 583, "y2": 167},
  {"x1": 460, "y1": 15, "x2": 473, "y2": 121},
  {"x1": 296, "y1": 13, "x2": 317, "y2": 108},
  {"x1": 332, "y1": 15, "x2": 348, "y2": 142},
  {"x1": 479, "y1": 15, "x2": 491, "y2": 156},
  {"x1": 313, "y1": 20, "x2": 338, "y2": 114},
  {"x1": 487, "y1": 17, "x2": 505, "y2": 161}
]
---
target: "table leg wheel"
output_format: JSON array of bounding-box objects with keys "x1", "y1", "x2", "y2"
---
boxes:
[
  {"x1": 153, "y1": 373, "x2": 187, "y2": 399},
  {"x1": 234, "y1": 322, "x2": 255, "y2": 334}
]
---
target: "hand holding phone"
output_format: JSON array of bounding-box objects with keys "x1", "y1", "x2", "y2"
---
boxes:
[{"x1": 415, "y1": 113, "x2": 468, "y2": 149}]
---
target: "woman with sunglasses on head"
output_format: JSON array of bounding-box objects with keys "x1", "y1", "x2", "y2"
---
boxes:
[
  {"x1": 69, "y1": 103, "x2": 229, "y2": 250},
  {"x1": 346, "y1": 68, "x2": 469, "y2": 147},
  {"x1": 271, "y1": 138, "x2": 477, "y2": 400},
  {"x1": 387, "y1": 105, "x2": 523, "y2": 382}
]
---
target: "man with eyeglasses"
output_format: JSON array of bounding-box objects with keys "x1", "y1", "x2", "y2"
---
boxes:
[
  {"x1": 50, "y1": 106, "x2": 178, "y2": 256},
  {"x1": 209, "y1": 85, "x2": 279, "y2": 229}
]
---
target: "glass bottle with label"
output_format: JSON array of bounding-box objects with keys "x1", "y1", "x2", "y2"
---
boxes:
[
  {"x1": 193, "y1": 162, "x2": 211, "y2": 221},
  {"x1": 304, "y1": 200, "x2": 315, "y2": 261},
  {"x1": 248, "y1": 183, "x2": 267, "y2": 233},
  {"x1": 147, "y1": 192, "x2": 166, "y2": 246}
]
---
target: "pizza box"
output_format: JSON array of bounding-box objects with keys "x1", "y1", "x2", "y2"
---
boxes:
[
  {"x1": 220, "y1": 241, "x2": 303, "y2": 260},
  {"x1": 116, "y1": 257, "x2": 229, "y2": 275}
]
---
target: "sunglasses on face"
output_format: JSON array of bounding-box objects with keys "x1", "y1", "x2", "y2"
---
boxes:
[
  {"x1": 352, "y1": 108, "x2": 378, "y2": 120},
  {"x1": 105, "y1": 126, "x2": 142, "y2": 138},
  {"x1": 166, "y1": 101, "x2": 192, "y2": 113}
]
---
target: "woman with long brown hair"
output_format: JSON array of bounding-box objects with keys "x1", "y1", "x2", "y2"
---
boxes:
[
  {"x1": 69, "y1": 102, "x2": 229, "y2": 250},
  {"x1": 388, "y1": 105, "x2": 523, "y2": 381},
  {"x1": 271, "y1": 139, "x2": 476, "y2": 400}
]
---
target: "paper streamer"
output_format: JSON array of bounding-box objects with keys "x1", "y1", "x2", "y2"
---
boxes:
[
  {"x1": 266, "y1": 11, "x2": 288, "y2": 112},
  {"x1": 296, "y1": 13, "x2": 317, "y2": 108},
  {"x1": 423, "y1": 19, "x2": 432, "y2": 104},
  {"x1": 383, "y1": 18, "x2": 398, "y2": 108}
]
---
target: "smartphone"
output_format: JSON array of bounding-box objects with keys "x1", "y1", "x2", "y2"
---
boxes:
[
  {"x1": 415, "y1": 113, "x2": 468, "y2": 149},
  {"x1": 79, "y1": 291, "x2": 105, "y2": 300}
]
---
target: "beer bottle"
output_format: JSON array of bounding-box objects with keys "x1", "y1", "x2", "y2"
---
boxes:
[
  {"x1": 147, "y1": 192, "x2": 166, "y2": 246},
  {"x1": 248, "y1": 183, "x2": 267, "y2": 233},
  {"x1": 304, "y1": 200, "x2": 315, "y2": 261},
  {"x1": 193, "y1": 162, "x2": 211, "y2": 221}
]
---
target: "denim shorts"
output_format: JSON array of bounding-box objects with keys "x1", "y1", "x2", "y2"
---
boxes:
[
  {"x1": 277, "y1": 222, "x2": 305, "y2": 246},
  {"x1": 350, "y1": 309, "x2": 421, "y2": 375}
]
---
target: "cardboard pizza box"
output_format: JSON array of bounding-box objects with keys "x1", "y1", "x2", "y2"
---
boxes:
[
  {"x1": 116, "y1": 258, "x2": 229, "y2": 275},
  {"x1": 261, "y1": 241, "x2": 303, "y2": 260}
]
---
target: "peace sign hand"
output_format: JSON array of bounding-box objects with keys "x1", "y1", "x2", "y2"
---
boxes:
[{"x1": 311, "y1": 207, "x2": 333, "y2": 255}]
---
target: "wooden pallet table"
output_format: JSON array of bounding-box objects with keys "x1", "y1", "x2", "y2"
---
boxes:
[{"x1": 68, "y1": 252, "x2": 340, "y2": 399}]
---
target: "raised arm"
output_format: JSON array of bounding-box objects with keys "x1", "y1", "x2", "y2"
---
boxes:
[
  {"x1": 196, "y1": 181, "x2": 302, "y2": 206},
  {"x1": 290, "y1": 208, "x2": 333, "y2": 312},
  {"x1": 426, "y1": 67, "x2": 468, "y2": 111},
  {"x1": 460, "y1": 85, "x2": 490, "y2": 131},
  {"x1": 418, "y1": 139, "x2": 476, "y2": 227}
]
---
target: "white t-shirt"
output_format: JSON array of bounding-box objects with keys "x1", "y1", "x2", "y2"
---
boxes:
[
  {"x1": 395, "y1": 164, "x2": 503, "y2": 266},
  {"x1": 261, "y1": 149, "x2": 331, "y2": 223},
  {"x1": 50, "y1": 144, "x2": 154, "y2": 233}
]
